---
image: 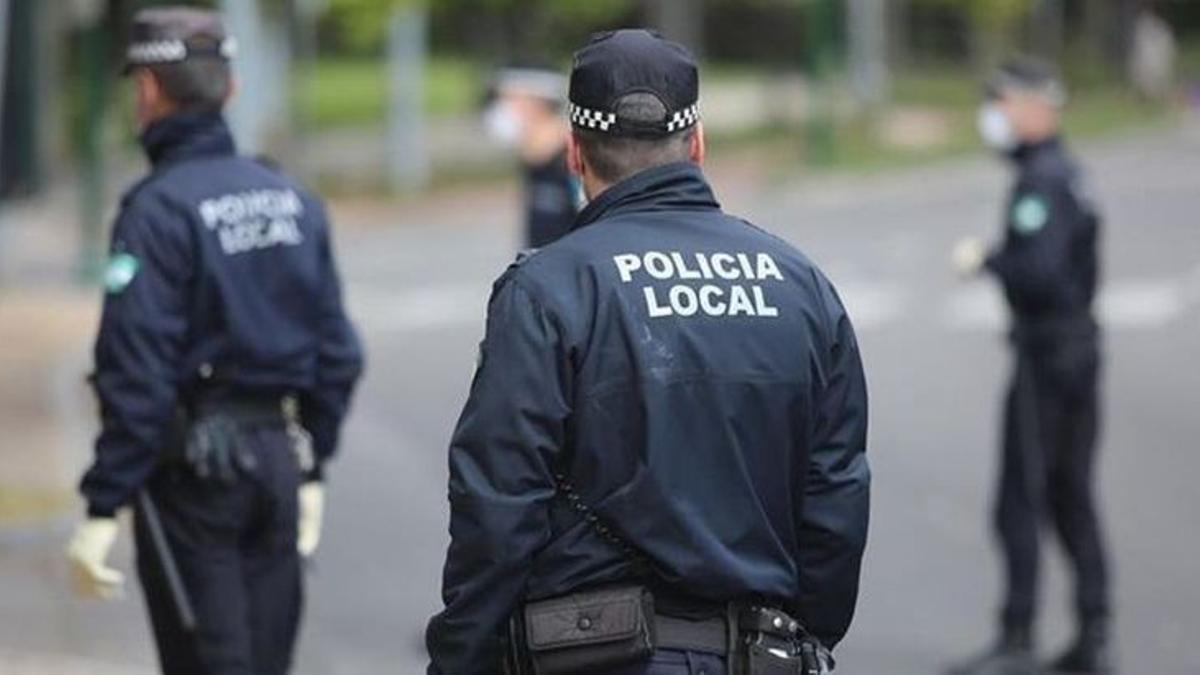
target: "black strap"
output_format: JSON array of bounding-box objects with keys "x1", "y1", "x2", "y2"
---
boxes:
[{"x1": 553, "y1": 473, "x2": 652, "y2": 572}]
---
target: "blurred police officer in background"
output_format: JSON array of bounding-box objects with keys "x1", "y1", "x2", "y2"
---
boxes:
[
  {"x1": 951, "y1": 59, "x2": 1111, "y2": 675},
  {"x1": 427, "y1": 29, "x2": 869, "y2": 675},
  {"x1": 483, "y1": 66, "x2": 581, "y2": 248},
  {"x1": 65, "y1": 7, "x2": 362, "y2": 673}
]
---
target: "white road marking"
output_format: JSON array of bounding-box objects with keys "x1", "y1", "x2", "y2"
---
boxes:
[
  {"x1": 836, "y1": 283, "x2": 909, "y2": 331},
  {"x1": 349, "y1": 282, "x2": 489, "y2": 334},
  {"x1": 350, "y1": 270, "x2": 1198, "y2": 337},
  {"x1": 1098, "y1": 280, "x2": 1186, "y2": 328}
]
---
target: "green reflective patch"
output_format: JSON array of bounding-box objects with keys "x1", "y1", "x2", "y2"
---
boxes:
[
  {"x1": 103, "y1": 252, "x2": 140, "y2": 294},
  {"x1": 1011, "y1": 195, "x2": 1049, "y2": 235}
]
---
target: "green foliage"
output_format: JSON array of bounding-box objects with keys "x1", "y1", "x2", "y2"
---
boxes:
[
  {"x1": 914, "y1": 0, "x2": 1034, "y2": 28},
  {"x1": 325, "y1": 0, "x2": 634, "y2": 54}
]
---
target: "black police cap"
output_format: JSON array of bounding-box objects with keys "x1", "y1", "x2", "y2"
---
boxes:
[
  {"x1": 984, "y1": 57, "x2": 1066, "y2": 105},
  {"x1": 569, "y1": 29, "x2": 699, "y2": 138},
  {"x1": 124, "y1": 6, "x2": 235, "y2": 75}
]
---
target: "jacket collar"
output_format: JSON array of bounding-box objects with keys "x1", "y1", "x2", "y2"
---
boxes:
[
  {"x1": 573, "y1": 161, "x2": 720, "y2": 231},
  {"x1": 1010, "y1": 134, "x2": 1062, "y2": 166},
  {"x1": 140, "y1": 110, "x2": 236, "y2": 168}
]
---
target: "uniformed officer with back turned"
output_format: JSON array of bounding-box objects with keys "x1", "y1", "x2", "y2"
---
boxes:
[
  {"x1": 950, "y1": 59, "x2": 1112, "y2": 675},
  {"x1": 65, "y1": 7, "x2": 363, "y2": 674},
  {"x1": 427, "y1": 29, "x2": 869, "y2": 675}
]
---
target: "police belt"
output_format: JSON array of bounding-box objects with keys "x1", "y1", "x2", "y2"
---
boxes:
[
  {"x1": 186, "y1": 390, "x2": 290, "y2": 426},
  {"x1": 1010, "y1": 312, "x2": 1097, "y2": 346}
]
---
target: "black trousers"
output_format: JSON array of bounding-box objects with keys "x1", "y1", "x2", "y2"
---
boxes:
[
  {"x1": 134, "y1": 423, "x2": 302, "y2": 675},
  {"x1": 995, "y1": 337, "x2": 1110, "y2": 633}
]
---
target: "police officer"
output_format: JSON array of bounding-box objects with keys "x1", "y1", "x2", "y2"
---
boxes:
[
  {"x1": 65, "y1": 7, "x2": 362, "y2": 674},
  {"x1": 427, "y1": 30, "x2": 869, "y2": 675},
  {"x1": 482, "y1": 66, "x2": 580, "y2": 248},
  {"x1": 951, "y1": 59, "x2": 1111, "y2": 674}
]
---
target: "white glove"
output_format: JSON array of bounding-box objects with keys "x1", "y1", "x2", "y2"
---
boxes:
[
  {"x1": 66, "y1": 518, "x2": 125, "y2": 599},
  {"x1": 952, "y1": 237, "x2": 987, "y2": 278},
  {"x1": 297, "y1": 482, "x2": 325, "y2": 558}
]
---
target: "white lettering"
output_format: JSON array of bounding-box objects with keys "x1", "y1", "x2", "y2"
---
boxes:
[
  {"x1": 699, "y1": 285, "x2": 726, "y2": 315},
  {"x1": 695, "y1": 253, "x2": 714, "y2": 279},
  {"x1": 644, "y1": 286, "x2": 673, "y2": 317},
  {"x1": 711, "y1": 253, "x2": 740, "y2": 280},
  {"x1": 728, "y1": 285, "x2": 755, "y2": 316},
  {"x1": 753, "y1": 285, "x2": 779, "y2": 317},
  {"x1": 613, "y1": 254, "x2": 641, "y2": 283},
  {"x1": 671, "y1": 252, "x2": 701, "y2": 280},
  {"x1": 756, "y1": 253, "x2": 784, "y2": 281},
  {"x1": 669, "y1": 285, "x2": 699, "y2": 316},
  {"x1": 645, "y1": 251, "x2": 674, "y2": 280},
  {"x1": 737, "y1": 253, "x2": 756, "y2": 279}
]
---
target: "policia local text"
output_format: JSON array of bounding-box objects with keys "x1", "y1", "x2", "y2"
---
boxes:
[{"x1": 613, "y1": 251, "x2": 784, "y2": 318}]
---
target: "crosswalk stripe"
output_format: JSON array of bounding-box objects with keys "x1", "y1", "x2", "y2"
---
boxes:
[{"x1": 349, "y1": 273, "x2": 1198, "y2": 336}]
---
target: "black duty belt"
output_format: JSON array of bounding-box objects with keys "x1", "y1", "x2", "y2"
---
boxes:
[
  {"x1": 189, "y1": 392, "x2": 289, "y2": 426},
  {"x1": 655, "y1": 613, "x2": 728, "y2": 655}
]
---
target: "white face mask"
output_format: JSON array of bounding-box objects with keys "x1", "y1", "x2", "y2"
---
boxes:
[
  {"x1": 483, "y1": 102, "x2": 524, "y2": 147},
  {"x1": 977, "y1": 103, "x2": 1017, "y2": 152}
]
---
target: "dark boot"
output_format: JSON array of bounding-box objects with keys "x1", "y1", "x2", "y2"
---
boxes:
[
  {"x1": 948, "y1": 627, "x2": 1040, "y2": 675},
  {"x1": 1047, "y1": 621, "x2": 1113, "y2": 673}
]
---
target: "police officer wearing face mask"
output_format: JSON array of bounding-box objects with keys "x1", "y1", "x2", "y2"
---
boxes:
[
  {"x1": 65, "y1": 7, "x2": 363, "y2": 673},
  {"x1": 951, "y1": 59, "x2": 1111, "y2": 675},
  {"x1": 483, "y1": 67, "x2": 581, "y2": 249},
  {"x1": 427, "y1": 29, "x2": 869, "y2": 675}
]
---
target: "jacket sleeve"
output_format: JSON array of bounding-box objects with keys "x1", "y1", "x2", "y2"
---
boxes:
[
  {"x1": 81, "y1": 194, "x2": 193, "y2": 517},
  {"x1": 298, "y1": 209, "x2": 363, "y2": 478},
  {"x1": 426, "y1": 275, "x2": 568, "y2": 675},
  {"x1": 796, "y1": 280, "x2": 871, "y2": 649},
  {"x1": 983, "y1": 176, "x2": 1079, "y2": 309}
]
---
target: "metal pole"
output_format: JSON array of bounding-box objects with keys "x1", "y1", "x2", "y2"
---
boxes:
[
  {"x1": 77, "y1": 12, "x2": 107, "y2": 282},
  {"x1": 847, "y1": 0, "x2": 889, "y2": 110},
  {"x1": 0, "y1": 0, "x2": 10, "y2": 278},
  {"x1": 386, "y1": 3, "x2": 429, "y2": 193},
  {"x1": 804, "y1": 0, "x2": 840, "y2": 167}
]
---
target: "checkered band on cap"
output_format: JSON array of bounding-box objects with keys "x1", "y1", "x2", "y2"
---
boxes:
[
  {"x1": 569, "y1": 103, "x2": 617, "y2": 132},
  {"x1": 126, "y1": 37, "x2": 237, "y2": 67},
  {"x1": 665, "y1": 104, "x2": 700, "y2": 133},
  {"x1": 127, "y1": 39, "x2": 188, "y2": 66},
  {"x1": 569, "y1": 101, "x2": 700, "y2": 135}
]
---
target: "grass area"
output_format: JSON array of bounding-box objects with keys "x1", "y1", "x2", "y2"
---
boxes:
[
  {"x1": 297, "y1": 56, "x2": 481, "y2": 129},
  {"x1": 809, "y1": 71, "x2": 1177, "y2": 174}
]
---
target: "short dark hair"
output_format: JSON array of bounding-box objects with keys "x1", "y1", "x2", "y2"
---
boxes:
[
  {"x1": 146, "y1": 46, "x2": 231, "y2": 112},
  {"x1": 573, "y1": 93, "x2": 695, "y2": 184}
]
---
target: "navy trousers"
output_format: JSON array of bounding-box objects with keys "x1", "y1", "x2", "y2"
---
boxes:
[
  {"x1": 135, "y1": 423, "x2": 302, "y2": 675},
  {"x1": 605, "y1": 650, "x2": 727, "y2": 675},
  {"x1": 995, "y1": 338, "x2": 1110, "y2": 633}
]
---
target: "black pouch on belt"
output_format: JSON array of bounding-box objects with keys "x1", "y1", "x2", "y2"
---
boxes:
[{"x1": 520, "y1": 585, "x2": 656, "y2": 674}]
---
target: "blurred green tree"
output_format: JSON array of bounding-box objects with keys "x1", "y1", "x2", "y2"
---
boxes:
[
  {"x1": 915, "y1": 0, "x2": 1035, "y2": 68},
  {"x1": 326, "y1": 0, "x2": 633, "y2": 55}
]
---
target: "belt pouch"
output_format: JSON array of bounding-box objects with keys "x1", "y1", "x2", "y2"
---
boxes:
[{"x1": 523, "y1": 585, "x2": 656, "y2": 674}]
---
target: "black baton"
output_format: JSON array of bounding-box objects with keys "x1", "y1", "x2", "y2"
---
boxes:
[{"x1": 137, "y1": 490, "x2": 197, "y2": 632}]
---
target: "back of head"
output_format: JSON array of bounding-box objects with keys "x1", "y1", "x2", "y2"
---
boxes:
[
  {"x1": 126, "y1": 6, "x2": 235, "y2": 113},
  {"x1": 568, "y1": 29, "x2": 702, "y2": 185}
]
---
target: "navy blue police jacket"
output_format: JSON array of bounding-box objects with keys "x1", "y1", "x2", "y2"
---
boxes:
[
  {"x1": 985, "y1": 137, "x2": 1101, "y2": 332},
  {"x1": 80, "y1": 111, "x2": 363, "y2": 517},
  {"x1": 427, "y1": 162, "x2": 870, "y2": 673}
]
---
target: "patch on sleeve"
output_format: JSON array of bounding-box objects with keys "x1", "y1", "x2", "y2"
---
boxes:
[
  {"x1": 103, "y1": 252, "x2": 140, "y2": 294},
  {"x1": 1011, "y1": 194, "x2": 1049, "y2": 235}
]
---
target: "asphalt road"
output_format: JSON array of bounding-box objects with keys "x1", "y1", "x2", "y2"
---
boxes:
[{"x1": 2, "y1": 127, "x2": 1198, "y2": 674}]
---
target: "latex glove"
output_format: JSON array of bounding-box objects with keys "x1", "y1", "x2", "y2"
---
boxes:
[
  {"x1": 66, "y1": 518, "x2": 124, "y2": 599},
  {"x1": 952, "y1": 237, "x2": 987, "y2": 278},
  {"x1": 297, "y1": 481, "x2": 325, "y2": 558}
]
